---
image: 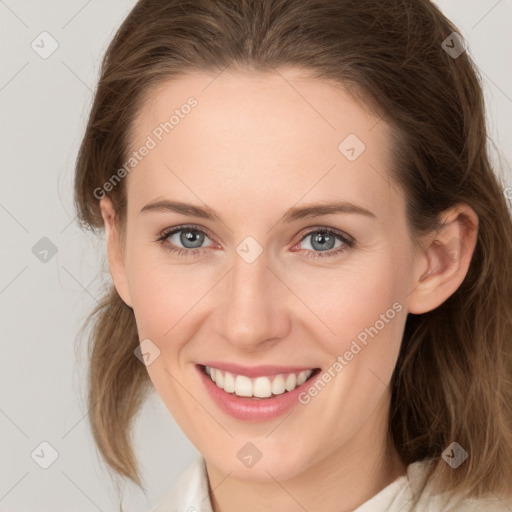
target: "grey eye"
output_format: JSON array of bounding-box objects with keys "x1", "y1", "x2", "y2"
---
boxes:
[
  {"x1": 166, "y1": 228, "x2": 212, "y2": 249},
  {"x1": 300, "y1": 231, "x2": 343, "y2": 252}
]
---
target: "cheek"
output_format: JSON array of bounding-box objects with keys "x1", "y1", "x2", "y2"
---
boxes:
[
  {"x1": 126, "y1": 251, "x2": 205, "y2": 340},
  {"x1": 291, "y1": 257, "x2": 405, "y2": 351},
  {"x1": 126, "y1": 262, "x2": 198, "y2": 413},
  {"x1": 298, "y1": 267, "x2": 406, "y2": 442}
]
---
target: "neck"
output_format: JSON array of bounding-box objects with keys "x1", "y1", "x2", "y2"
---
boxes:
[{"x1": 205, "y1": 392, "x2": 407, "y2": 512}]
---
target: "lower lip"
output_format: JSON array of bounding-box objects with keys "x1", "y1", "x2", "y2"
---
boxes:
[{"x1": 196, "y1": 365, "x2": 320, "y2": 422}]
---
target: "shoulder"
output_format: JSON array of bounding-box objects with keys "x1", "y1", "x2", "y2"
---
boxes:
[
  {"x1": 356, "y1": 459, "x2": 512, "y2": 512},
  {"x1": 406, "y1": 459, "x2": 512, "y2": 512}
]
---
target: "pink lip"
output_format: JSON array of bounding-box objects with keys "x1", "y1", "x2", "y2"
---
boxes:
[
  {"x1": 196, "y1": 364, "x2": 321, "y2": 422},
  {"x1": 199, "y1": 361, "x2": 316, "y2": 378}
]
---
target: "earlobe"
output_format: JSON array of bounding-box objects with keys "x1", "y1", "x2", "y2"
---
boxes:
[
  {"x1": 99, "y1": 197, "x2": 133, "y2": 308},
  {"x1": 407, "y1": 204, "x2": 478, "y2": 315}
]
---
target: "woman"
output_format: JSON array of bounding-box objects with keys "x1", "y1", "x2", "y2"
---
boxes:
[{"x1": 74, "y1": 0, "x2": 512, "y2": 510}]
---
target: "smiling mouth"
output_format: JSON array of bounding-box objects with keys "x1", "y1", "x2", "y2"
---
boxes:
[{"x1": 200, "y1": 364, "x2": 321, "y2": 399}]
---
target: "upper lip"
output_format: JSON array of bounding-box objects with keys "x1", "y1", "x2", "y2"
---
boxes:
[{"x1": 198, "y1": 361, "x2": 320, "y2": 378}]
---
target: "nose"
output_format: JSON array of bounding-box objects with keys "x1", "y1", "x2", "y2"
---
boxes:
[{"x1": 213, "y1": 245, "x2": 291, "y2": 351}]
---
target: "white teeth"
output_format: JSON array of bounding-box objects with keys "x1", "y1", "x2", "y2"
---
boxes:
[
  {"x1": 271, "y1": 375, "x2": 286, "y2": 395},
  {"x1": 204, "y1": 366, "x2": 313, "y2": 398},
  {"x1": 297, "y1": 370, "x2": 308, "y2": 386},
  {"x1": 235, "y1": 375, "x2": 252, "y2": 397},
  {"x1": 285, "y1": 373, "x2": 297, "y2": 391},
  {"x1": 223, "y1": 371, "x2": 235, "y2": 393},
  {"x1": 253, "y1": 377, "x2": 272, "y2": 398},
  {"x1": 215, "y1": 369, "x2": 224, "y2": 389}
]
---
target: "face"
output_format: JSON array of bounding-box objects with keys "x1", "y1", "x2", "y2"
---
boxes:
[{"x1": 102, "y1": 68, "x2": 423, "y2": 482}]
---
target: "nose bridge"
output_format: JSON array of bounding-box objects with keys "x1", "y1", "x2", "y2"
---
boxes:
[{"x1": 215, "y1": 240, "x2": 288, "y2": 348}]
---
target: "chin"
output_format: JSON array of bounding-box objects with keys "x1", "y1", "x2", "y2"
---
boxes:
[{"x1": 207, "y1": 444, "x2": 314, "y2": 483}]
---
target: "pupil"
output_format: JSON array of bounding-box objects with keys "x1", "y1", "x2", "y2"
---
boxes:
[
  {"x1": 182, "y1": 230, "x2": 203, "y2": 248},
  {"x1": 313, "y1": 232, "x2": 334, "y2": 251}
]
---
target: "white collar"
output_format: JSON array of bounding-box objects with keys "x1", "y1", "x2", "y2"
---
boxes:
[
  {"x1": 152, "y1": 457, "x2": 412, "y2": 511},
  {"x1": 152, "y1": 456, "x2": 512, "y2": 511}
]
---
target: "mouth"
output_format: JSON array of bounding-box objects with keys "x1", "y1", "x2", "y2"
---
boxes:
[{"x1": 198, "y1": 364, "x2": 322, "y2": 400}]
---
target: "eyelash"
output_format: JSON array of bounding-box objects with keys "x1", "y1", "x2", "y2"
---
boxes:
[{"x1": 156, "y1": 224, "x2": 355, "y2": 259}]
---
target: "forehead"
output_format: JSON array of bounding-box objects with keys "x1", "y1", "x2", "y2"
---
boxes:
[{"x1": 126, "y1": 68, "x2": 399, "y2": 221}]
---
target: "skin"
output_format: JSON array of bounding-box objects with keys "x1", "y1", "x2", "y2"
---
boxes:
[{"x1": 100, "y1": 67, "x2": 478, "y2": 512}]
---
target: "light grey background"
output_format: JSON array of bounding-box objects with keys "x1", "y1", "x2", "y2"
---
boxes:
[{"x1": 1, "y1": 1, "x2": 511, "y2": 511}]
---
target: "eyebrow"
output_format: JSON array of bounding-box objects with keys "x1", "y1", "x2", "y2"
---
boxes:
[{"x1": 140, "y1": 199, "x2": 376, "y2": 222}]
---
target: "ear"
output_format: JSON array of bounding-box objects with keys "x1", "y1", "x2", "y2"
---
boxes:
[
  {"x1": 407, "y1": 204, "x2": 478, "y2": 314},
  {"x1": 99, "y1": 197, "x2": 133, "y2": 308}
]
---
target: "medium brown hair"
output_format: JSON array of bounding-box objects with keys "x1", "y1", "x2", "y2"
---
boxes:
[{"x1": 74, "y1": 0, "x2": 512, "y2": 501}]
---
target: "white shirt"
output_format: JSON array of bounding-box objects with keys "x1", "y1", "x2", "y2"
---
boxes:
[{"x1": 152, "y1": 456, "x2": 512, "y2": 511}]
